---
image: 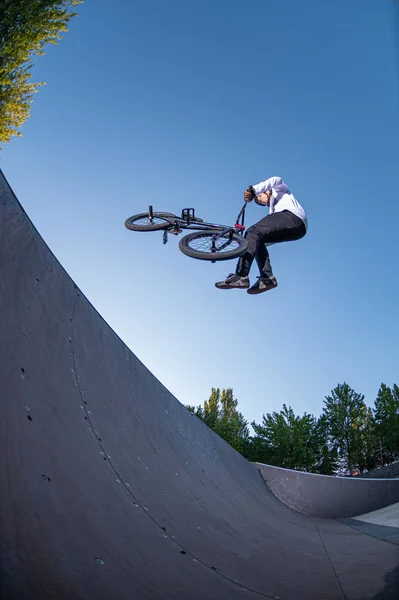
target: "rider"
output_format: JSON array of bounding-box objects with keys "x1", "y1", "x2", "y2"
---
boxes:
[{"x1": 215, "y1": 176, "x2": 307, "y2": 294}]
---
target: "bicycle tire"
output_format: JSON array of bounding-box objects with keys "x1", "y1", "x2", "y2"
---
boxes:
[
  {"x1": 178, "y1": 230, "x2": 248, "y2": 261},
  {"x1": 125, "y1": 212, "x2": 178, "y2": 231}
]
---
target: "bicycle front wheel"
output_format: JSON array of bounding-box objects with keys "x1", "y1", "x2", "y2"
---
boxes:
[
  {"x1": 125, "y1": 212, "x2": 177, "y2": 231},
  {"x1": 179, "y1": 230, "x2": 248, "y2": 261}
]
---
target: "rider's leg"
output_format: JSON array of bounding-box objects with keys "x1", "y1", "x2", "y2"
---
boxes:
[
  {"x1": 254, "y1": 242, "x2": 273, "y2": 278},
  {"x1": 215, "y1": 211, "x2": 306, "y2": 291},
  {"x1": 214, "y1": 225, "x2": 261, "y2": 289},
  {"x1": 236, "y1": 210, "x2": 306, "y2": 278},
  {"x1": 234, "y1": 226, "x2": 264, "y2": 277}
]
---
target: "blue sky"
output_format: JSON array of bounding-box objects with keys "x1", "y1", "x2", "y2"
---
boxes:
[{"x1": 2, "y1": 0, "x2": 399, "y2": 428}]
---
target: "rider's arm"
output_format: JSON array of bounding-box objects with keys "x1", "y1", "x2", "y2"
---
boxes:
[{"x1": 252, "y1": 176, "x2": 288, "y2": 196}]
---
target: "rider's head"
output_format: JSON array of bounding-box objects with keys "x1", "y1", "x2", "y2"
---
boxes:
[{"x1": 255, "y1": 190, "x2": 272, "y2": 207}]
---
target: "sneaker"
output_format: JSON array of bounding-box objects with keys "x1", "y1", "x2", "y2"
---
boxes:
[
  {"x1": 215, "y1": 273, "x2": 250, "y2": 289},
  {"x1": 247, "y1": 275, "x2": 278, "y2": 295}
]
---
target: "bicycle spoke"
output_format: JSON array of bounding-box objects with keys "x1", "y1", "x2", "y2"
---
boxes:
[
  {"x1": 129, "y1": 216, "x2": 170, "y2": 227},
  {"x1": 187, "y1": 233, "x2": 241, "y2": 254}
]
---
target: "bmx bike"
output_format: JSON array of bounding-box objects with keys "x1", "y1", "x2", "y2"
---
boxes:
[{"x1": 125, "y1": 203, "x2": 249, "y2": 262}]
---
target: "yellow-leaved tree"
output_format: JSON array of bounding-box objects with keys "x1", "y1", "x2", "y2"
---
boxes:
[{"x1": 0, "y1": 0, "x2": 83, "y2": 148}]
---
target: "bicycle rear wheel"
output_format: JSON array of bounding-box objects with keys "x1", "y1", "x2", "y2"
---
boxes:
[
  {"x1": 179, "y1": 230, "x2": 247, "y2": 261},
  {"x1": 125, "y1": 212, "x2": 177, "y2": 231}
]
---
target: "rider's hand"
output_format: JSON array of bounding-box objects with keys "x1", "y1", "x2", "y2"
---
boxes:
[{"x1": 244, "y1": 186, "x2": 256, "y2": 203}]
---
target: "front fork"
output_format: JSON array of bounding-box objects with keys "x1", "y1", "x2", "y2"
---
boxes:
[
  {"x1": 211, "y1": 224, "x2": 244, "y2": 251},
  {"x1": 148, "y1": 205, "x2": 168, "y2": 244},
  {"x1": 147, "y1": 206, "x2": 175, "y2": 245}
]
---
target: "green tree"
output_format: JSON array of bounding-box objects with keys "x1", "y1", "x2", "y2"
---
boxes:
[
  {"x1": 373, "y1": 383, "x2": 399, "y2": 462},
  {"x1": 355, "y1": 407, "x2": 378, "y2": 472},
  {"x1": 203, "y1": 387, "x2": 220, "y2": 430},
  {"x1": 322, "y1": 383, "x2": 369, "y2": 474},
  {"x1": 251, "y1": 404, "x2": 323, "y2": 472},
  {"x1": 310, "y1": 414, "x2": 339, "y2": 475},
  {"x1": 186, "y1": 388, "x2": 250, "y2": 454},
  {"x1": 0, "y1": 0, "x2": 82, "y2": 146},
  {"x1": 216, "y1": 388, "x2": 251, "y2": 454}
]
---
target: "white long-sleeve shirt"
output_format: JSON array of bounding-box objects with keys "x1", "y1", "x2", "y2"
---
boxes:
[{"x1": 252, "y1": 176, "x2": 308, "y2": 230}]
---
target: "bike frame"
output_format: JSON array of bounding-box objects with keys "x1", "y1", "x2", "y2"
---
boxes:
[{"x1": 148, "y1": 202, "x2": 248, "y2": 248}]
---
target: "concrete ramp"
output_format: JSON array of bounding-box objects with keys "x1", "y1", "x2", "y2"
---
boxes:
[
  {"x1": 341, "y1": 503, "x2": 399, "y2": 546},
  {"x1": 255, "y1": 463, "x2": 399, "y2": 518},
  {"x1": 1, "y1": 170, "x2": 399, "y2": 600},
  {"x1": 354, "y1": 503, "x2": 399, "y2": 528}
]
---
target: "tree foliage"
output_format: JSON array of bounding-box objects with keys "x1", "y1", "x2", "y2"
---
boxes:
[
  {"x1": 374, "y1": 383, "x2": 399, "y2": 461},
  {"x1": 250, "y1": 404, "x2": 331, "y2": 472},
  {"x1": 321, "y1": 382, "x2": 369, "y2": 474},
  {"x1": 187, "y1": 381, "x2": 399, "y2": 477},
  {"x1": 357, "y1": 407, "x2": 378, "y2": 471},
  {"x1": 0, "y1": 0, "x2": 82, "y2": 146},
  {"x1": 186, "y1": 388, "x2": 250, "y2": 454}
]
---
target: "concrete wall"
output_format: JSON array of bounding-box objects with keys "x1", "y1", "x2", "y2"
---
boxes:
[{"x1": 255, "y1": 462, "x2": 399, "y2": 518}]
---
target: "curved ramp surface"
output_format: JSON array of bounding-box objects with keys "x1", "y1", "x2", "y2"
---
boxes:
[
  {"x1": 1, "y1": 169, "x2": 399, "y2": 600},
  {"x1": 255, "y1": 463, "x2": 399, "y2": 518}
]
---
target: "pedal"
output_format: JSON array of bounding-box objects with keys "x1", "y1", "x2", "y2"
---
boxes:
[{"x1": 163, "y1": 231, "x2": 168, "y2": 244}]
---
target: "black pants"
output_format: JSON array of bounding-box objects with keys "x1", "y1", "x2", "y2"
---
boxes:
[{"x1": 236, "y1": 210, "x2": 306, "y2": 278}]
